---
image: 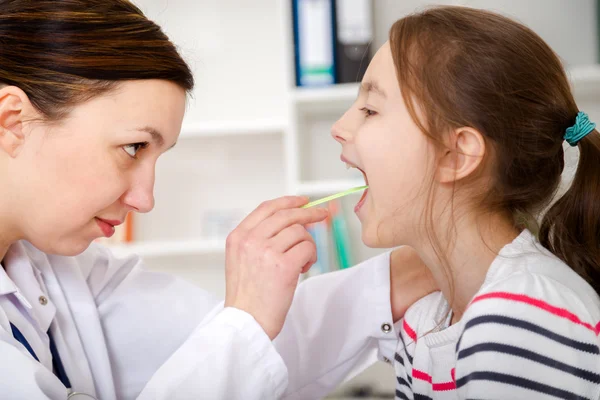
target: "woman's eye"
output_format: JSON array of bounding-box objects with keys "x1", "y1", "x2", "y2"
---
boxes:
[
  {"x1": 123, "y1": 142, "x2": 149, "y2": 158},
  {"x1": 360, "y1": 107, "x2": 377, "y2": 117}
]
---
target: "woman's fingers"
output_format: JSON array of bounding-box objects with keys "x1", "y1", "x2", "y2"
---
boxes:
[
  {"x1": 270, "y1": 224, "x2": 315, "y2": 253},
  {"x1": 282, "y1": 240, "x2": 318, "y2": 275},
  {"x1": 235, "y1": 196, "x2": 309, "y2": 232},
  {"x1": 253, "y1": 207, "x2": 328, "y2": 239},
  {"x1": 224, "y1": 196, "x2": 327, "y2": 340}
]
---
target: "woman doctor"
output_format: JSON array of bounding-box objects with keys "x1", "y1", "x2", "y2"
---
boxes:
[{"x1": 0, "y1": 1, "x2": 434, "y2": 399}]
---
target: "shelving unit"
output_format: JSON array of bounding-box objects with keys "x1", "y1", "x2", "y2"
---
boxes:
[
  {"x1": 179, "y1": 118, "x2": 286, "y2": 139},
  {"x1": 292, "y1": 83, "x2": 360, "y2": 105},
  {"x1": 108, "y1": 238, "x2": 225, "y2": 258},
  {"x1": 116, "y1": 1, "x2": 600, "y2": 262},
  {"x1": 296, "y1": 179, "x2": 365, "y2": 197}
]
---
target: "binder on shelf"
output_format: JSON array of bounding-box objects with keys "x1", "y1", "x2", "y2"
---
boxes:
[
  {"x1": 334, "y1": 0, "x2": 373, "y2": 83},
  {"x1": 303, "y1": 201, "x2": 356, "y2": 279},
  {"x1": 307, "y1": 221, "x2": 329, "y2": 276},
  {"x1": 329, "y1": 200, "x2": 353, "y2": 269},
  {"x1": 292, "y1": 0, "x2": 337, "y2": 87}
]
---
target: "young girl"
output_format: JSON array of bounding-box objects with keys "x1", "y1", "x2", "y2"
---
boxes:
[{"x1": 332, "y1": 6, "x2": 600, "y2": 399}]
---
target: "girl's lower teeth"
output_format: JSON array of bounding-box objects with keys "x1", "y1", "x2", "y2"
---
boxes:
[{"x1": 355, "y1": 188, "x2": 369, "y2": 212}]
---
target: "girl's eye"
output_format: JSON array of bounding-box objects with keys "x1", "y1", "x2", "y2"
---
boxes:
[
  {"x1": 360, "y1": 107, "x2": 377, "y2": 117},
  {"x1": 123, "y1": 142, "x2": 149, "y2": 158}
]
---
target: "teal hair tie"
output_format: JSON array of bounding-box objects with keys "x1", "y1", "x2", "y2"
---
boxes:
[{"x1": 564, "y1": 111, "x2": 596, "y2": 146}]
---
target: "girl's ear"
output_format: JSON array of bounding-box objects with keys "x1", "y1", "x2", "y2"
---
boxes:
[{"x1": 436, "y1": 127, "x2": 486, "y2": 183}]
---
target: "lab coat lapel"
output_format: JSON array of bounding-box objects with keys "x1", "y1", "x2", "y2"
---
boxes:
[{"x1": 27, "y1": 243, "x2": 116, "y2": 399}]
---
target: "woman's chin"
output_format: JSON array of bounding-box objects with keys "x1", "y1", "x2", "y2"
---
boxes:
[{"x1": 33, "y1": 237, "x2": 92, "y2": 257}]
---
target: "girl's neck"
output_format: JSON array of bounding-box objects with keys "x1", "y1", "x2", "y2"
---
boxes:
[{"x1": 415, "y1": 211, "x2": 520, "y2": 323}]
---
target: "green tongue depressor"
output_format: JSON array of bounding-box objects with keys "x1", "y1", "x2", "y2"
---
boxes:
[{"x1": 301, "y1": 185, "x2": 369, "y2": 208}]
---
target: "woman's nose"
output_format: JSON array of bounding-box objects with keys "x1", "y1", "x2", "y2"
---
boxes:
[{"x1": 123, "y1": 169, "x2": 155, "y2": 213}]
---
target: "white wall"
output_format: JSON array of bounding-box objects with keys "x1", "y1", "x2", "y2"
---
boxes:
[
  {"x1": 372, "y1": 0, "x2": 598, "y2": 66},
  {"x1": 136, "y1": 0, "x2": 289, "y2": 123}
]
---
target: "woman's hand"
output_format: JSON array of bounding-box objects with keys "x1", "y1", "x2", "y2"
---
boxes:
[
  {"x1": 224, "y1": 196, "x2": 328, "y2": 340},
  {"x1": 390, "y1": 246, "x2": 437, "y2": 321}
]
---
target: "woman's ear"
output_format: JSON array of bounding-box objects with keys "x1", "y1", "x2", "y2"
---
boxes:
[
  {"x1": 436, "y1": 127, "x2": 486, "y2": 183},
  {"x1": 0, "y1": 85, "x2": 33, "y2": 157}
]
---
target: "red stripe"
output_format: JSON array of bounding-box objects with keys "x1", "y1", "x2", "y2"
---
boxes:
[
  {"x1": 412, "y1": 369, "x2": 456, "y2": 391},
  {"x1": 433, "y1": 381, "x2": 457, "y2": 391},
  {"x1": 471, "y1": 292, "x2": 600, "y2": 336},
  {"x1": 403, "y1": 320, "x2": 417, "y2": 341},
  {"x1": 412, "y1": 369, "x2": 431, "y2": 383}
]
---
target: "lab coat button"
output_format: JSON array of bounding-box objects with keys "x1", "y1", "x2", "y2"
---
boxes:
[
  {"x1": 38, "y1": 295, "x2": 48, "y2": 306},
  {"x1": 381, "y1": 323, "x2": 392, "y2": 333}
]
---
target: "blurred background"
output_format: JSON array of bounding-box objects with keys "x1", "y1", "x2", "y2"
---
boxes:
[{"x1": 105, "y1": 1, "x2": 600, "y2": 398}]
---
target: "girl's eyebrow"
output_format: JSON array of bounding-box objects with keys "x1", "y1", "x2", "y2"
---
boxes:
[{"x1": 360, "y1": 80, "x2": 387, "y2": 99}]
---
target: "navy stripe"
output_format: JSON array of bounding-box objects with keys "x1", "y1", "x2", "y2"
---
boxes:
[
  {"x1": 460, "y1": 315, "x2": 599, "y2": 354},
  {"x1": 458, "y1": 342, "x2": 600, "y2": 384},
  {"x1": 414, "y1": 394, "x2": 433, "y2": 400},
  {"x1": 397, "y1": 375, "x2": 411, "y2": 389},
  {"x1": 10, "y1": 323, "x2": 39, "y2": 362},
  {"x1": 395, "y1": 389, "x2": 410, "y2": 400},
  {"x1": 394, "y1": 352, "x2": 404, "y2": 366},
  {"x1": 456, "y1": 332, "x2": 463, "y2": 353},
  {"x1": 456, "y1": 371, "x2": 591, "y2": 400},
  {"x1": 399, "y1": 330, "x2": 414, "y2": 365}
]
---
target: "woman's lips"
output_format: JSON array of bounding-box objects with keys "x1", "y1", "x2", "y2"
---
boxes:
[{"x1": 95, "y1": 217, "x2": 118, "y2": 237}]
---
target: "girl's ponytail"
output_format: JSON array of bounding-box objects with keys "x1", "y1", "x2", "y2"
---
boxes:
[{"x1": 539, "y1": 121, "x2": 600, "y2": 294}]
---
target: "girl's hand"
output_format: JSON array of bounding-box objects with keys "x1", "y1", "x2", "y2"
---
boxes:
[
  {"x1": 390, "y1": 246, "x2": 437, "y2": 321},
  {"x1": 224, "y1": 196, "x2": 328, "y2": 340}
]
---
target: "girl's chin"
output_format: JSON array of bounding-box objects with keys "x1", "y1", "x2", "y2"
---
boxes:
[{"x1": 361, "y1": 226, "x2": 385, "y2": 248}]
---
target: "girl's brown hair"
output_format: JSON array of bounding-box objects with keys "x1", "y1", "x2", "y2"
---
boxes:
[
  {"x1": 0, "y1": 0, "x2": 194, "y2": 120},
  {"x1": 389, "y1": 6, "x2": 600, "y2": 294}
]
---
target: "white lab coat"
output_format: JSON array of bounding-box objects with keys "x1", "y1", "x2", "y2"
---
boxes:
[{"x1": 0, "y1": 240, "x2": 398, "y2": 400}]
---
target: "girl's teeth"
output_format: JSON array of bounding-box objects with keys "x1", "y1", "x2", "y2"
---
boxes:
[{"x1": 346, "y1": 163, "x2": 352, "y2": 170}]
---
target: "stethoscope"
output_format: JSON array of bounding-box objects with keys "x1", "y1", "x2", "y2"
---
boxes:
[{"x1": 10, "y1": 322, "x2": 98, "y2": 400}]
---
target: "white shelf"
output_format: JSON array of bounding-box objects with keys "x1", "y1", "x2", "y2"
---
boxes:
[
  {"x1": 291, "y1": 83, "x2": 359, "y2": 106},
  {"x1": 567, "y1": 65, "x2": 600, "y2": 99},
  {"x1": 287, "y1": 65, "x2": 600, "y2": 106},
  {"x1": 107, "y1": 238, "x2": 226, "y2": 258},
  {"x1": 568, "y1": 64, "x2": 600, "y2": 82},
  {"x1": 296, "y1": 179, "x2": 366, "y2": 196},
  {"x1": 179, "y1": 118, "x2": 286, "y2": 138}
]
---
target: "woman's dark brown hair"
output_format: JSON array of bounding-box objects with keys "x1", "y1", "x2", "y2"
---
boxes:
[
  {"x1": 389, "y1": 6, "x2": 600, "y2": 294},
  {"x1": 0, "y1": 0, "x2": 194, "y2": 120}
]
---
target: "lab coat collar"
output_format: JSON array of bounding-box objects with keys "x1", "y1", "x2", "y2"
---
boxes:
[
  {"x1": 3, "y1": 242, "x2": 56, "y2": 334},
  {"x1": 0, "y1": 261, "x2": 18, "y2": 297}
]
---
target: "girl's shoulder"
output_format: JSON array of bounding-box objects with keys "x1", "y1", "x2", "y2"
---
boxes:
[
  {"x1": 456, "y1": 240, "x2": 600, "y2": 398},
  {"x1": 466, "y1": 230, "x2": 600, "y2": 341},
  {"x1": 476, "y1": 231, "x2": 600, "y2": 328}
]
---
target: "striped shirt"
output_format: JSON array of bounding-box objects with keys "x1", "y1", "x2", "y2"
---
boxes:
[{"x1": 393, "y1": 230, "x2": 600, "y2": 399}]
